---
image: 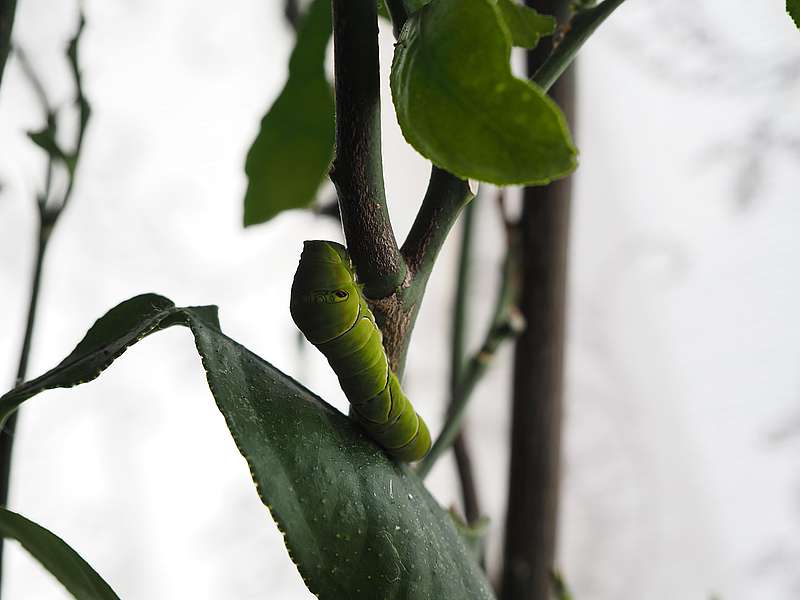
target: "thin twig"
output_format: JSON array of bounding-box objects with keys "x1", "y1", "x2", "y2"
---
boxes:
[
  {"x1": 13, "y1": 234, "x2": 50, "y2": 388},
  {"x1": 0, "y1": 17, "x2": 90, "y2": 595},
  {"x1": 417, "y1": 226, "x2": 523, "y2": 480},
  {"x1": 452, "y1": 436, "x2": 480, "y2": 522},
  {"x1": 62, "y1": 12, "x2": 90, "y2": 211},
  {"x1": 330, "y1": 0, "x2": 406, "y2": 300},
  {"x1": 14, "y1": 46, "x2": 52, "y2": 114},
  {"x1": 0, "y1": 226, "x2": 50, "y2": 464},
  {"x1": 448, "y1": 199, "x2": 482, "y2": 525},
  {"x1": 15, "y1": 46, "x2": 58, "y2": 215}
]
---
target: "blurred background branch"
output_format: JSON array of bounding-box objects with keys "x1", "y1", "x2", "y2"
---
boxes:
[
  {"x1": 501, "y1": 0, "x2": 575, "y2": 598},
  {"x1": 448, "y1": 199, "x2": 482, "y2": 527},
  {"x1": 0, "y1": 0, "x2": 15, "y2": 86},
  {"x1": 0, "y1": 13, "x2": 91, "y2": 597},
  {"x1": 284, "y1": 0, "x2": 300, "y2": 31},
  {"x1": 417, "y1": 205, "x2": 523, "y2": 480},
  {"x1": 330, "y1": 0, "x2": 406, "y2": 300}
]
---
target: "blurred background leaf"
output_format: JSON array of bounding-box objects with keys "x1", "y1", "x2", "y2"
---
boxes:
[
  {"x1": 243, "y1": 0, "x2": 334, "y2": 226},
  {"x1": 0, "y1": 508, "x2": 120, "y2": 600}
]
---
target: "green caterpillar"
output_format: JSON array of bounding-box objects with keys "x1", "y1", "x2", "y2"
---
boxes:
[{"x1": 290, "y1": 240, "x2": 431, "y2": 462}]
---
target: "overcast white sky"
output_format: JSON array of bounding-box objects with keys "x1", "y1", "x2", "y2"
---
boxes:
[{"x1": 1, "y1": 1, "x2": 799, "y2": 599}]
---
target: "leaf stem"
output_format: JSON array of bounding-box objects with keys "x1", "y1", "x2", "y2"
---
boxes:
[
  {"x1": 330, "y1": 0, "x2": 406, "y2": 299},
  {"x1": 14, "y1": 234, "x2": 50, "y2": 388},
  {"x1": 402, "y1": 167, "x2": 474, "y2": 278}
]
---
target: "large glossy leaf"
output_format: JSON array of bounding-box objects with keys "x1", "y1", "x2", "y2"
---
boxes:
[
  {"x1": 390, "y1": 0, "x2": 576, "y2": 185},
  {"x1": 0, "y1": 508, "x2": 120, "y2": 600},
  {"x1": 789, "y1": 0, "x2": 800, "y2": 29},
  {"x1": 243, "y1": 0, "x2": 334, "y2": 226},
  {"x1": 0, "y1": 294, "x2": 495, "y2": 600},
  {"x1": 496, "y1": 0, "x2": 556, "y2": 48}
]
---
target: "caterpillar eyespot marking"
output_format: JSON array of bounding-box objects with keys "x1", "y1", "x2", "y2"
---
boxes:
[{"x1": 290, "y1": 240, "x2": 431, "y2": 462}]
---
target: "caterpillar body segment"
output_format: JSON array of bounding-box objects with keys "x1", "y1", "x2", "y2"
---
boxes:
[{"x1": 290, "y1": 240, "x2": 431, "y2": 462}]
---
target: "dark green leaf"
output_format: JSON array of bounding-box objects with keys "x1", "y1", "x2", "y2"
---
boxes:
[
  {"x1": 0, "y1": 507, "x2": 120, "y2": 600},
  {"x1": 789, "y1": 0, "x2": 800, "y2": 29},
  {"x1": 391, "y1": 0, "x2": 576, "y2": 185},
  {"x1": 0, "y1": 294, "x2": 495, "y2": 600},
  {"x1": 496, "y1": 0, "x2": 556, "y2": 48},
  {"x1": 243, "y1": 0, "x2": 334, "y2": 226}
]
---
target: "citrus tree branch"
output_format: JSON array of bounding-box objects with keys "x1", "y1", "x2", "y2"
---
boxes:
[
  {"x1": 402, "y1": 167, "x2": 474, "y2": 278},
  {"x1": 330, "y1": 0, "x2": 407, "y2": 299}
]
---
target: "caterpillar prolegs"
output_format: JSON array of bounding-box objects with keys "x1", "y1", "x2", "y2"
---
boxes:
[{"x1": 290, "y1": 240, "x2": 431, "y2": 462}]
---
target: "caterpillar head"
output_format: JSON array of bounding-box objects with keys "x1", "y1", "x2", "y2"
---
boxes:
[{"x1": 290, "y1": 240, "x2": 361, "y2": 344}]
